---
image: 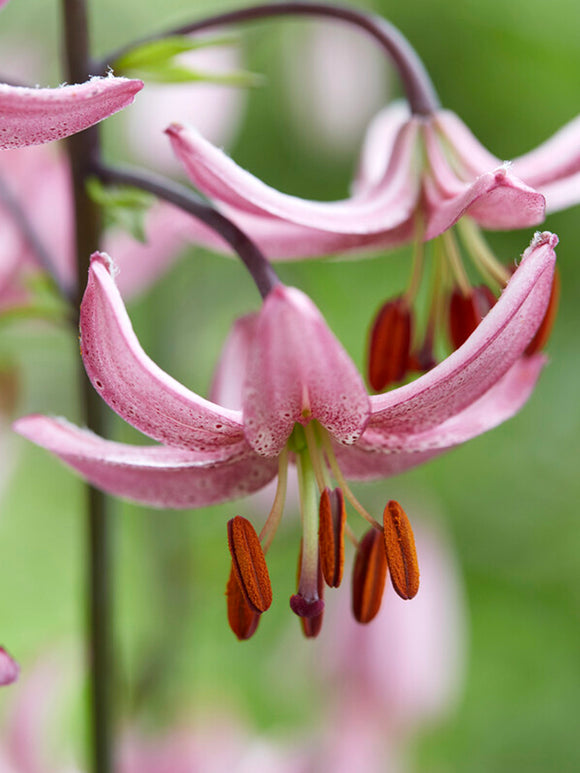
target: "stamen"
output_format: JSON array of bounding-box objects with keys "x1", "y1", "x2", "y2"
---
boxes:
[
  {"x1": 442, "y1": 230, "x2": 471, "y2": 297},
  {"x1": 525, "y1": 267, "x2": 560, "y2": 355},
  {"x1": 383, "y1": 500, "x2": 420, "y2": 600},
  {"x1": 296, "y1": 546, "x2": 325, "y2": 638},
  {"x1": 318, "y1": 487, "x2": 346, "y2": 588},
  {"x1": 352, "y1": 528, "x2": 387, "y2": 624},
  {"x1": 448, "y1": 285, "x2": 496, "y2": 350},
  {"x1": 227, "y1": 516, "x2": 272, "y2": 613},
  {"x1": 367, "y1": 296, "x2": 412, "y2": 391},
  {"x1": 404, "y1": 220, "x2": 426, "y2": 304},
  {"x1": 318, "y1": 427, "x2": 382, "y2": 532},
  {"x1": 226, "y1": 565, "x2": 261, "y2": 641},
  {"x1": 304, "y1": 421, "x2": 331, "y2": 492},
  {"x1": 457, "y1": 217, "x2": 511, "y2": 288},
  {"x1": 259, "y1": 448, "x2": 289, "y2": 553}
]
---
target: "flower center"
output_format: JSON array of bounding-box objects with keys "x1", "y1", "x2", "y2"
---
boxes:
[{"x1": 225, "y1": 421, "x2": 420, "y2": 640}]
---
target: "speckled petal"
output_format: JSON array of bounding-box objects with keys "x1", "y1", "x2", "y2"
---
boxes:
[
  {"x1": 369, "y1": 232, "x2": 556, "y2": 436},
  {"x1": 80, "y1": 252, "x2": 245, "y2": 451},
  {"x1": 209, "y1": 313, "x2": 258, "y2": 410},
  {"x1": 341, "y1": 355, "x2": 545, "y2": 479},
  {"x1": 0, "y1": 77, "x2": 143, "y2": 149},
  {"x1": 243, "y1": 285, "x2": 370, "y2": 456},
  {"x1": 14, "y1": 415, "x2": 277, "y2": 508},
  {"x1": 165, "y1": 120, "x2": 420, "y2": 234}
]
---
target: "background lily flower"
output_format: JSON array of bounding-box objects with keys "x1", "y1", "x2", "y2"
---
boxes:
[
  {"x1": 0, "y1": 75, "x2": 143, "y2": 149},
  {"x1": 14, "y1": 232, "x2": 555, "y2": 630},
  {"x1": 0, "y1": 646, "x2": 18, "y2": 686}
]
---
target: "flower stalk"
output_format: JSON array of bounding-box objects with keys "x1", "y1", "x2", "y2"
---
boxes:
[{"x1": 61, "y1": 1, "x2": 113, "y2": 771}]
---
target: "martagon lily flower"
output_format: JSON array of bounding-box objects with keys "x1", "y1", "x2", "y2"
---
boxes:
[
  {"x1": 15, "y1": 232, "x2": 556, "y2": 638},
  {"x1": 0, "y1": 75, "x2": 143, "y2": 149}
]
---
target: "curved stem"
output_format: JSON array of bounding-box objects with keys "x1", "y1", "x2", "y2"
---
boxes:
[
  {"x1": 92, "y1": 161, "x2": 280, "y2": 299},
  {"x1": 98, "y1": 1, "x2": 439, "y2": 115},
  {"x1": 62, "y1": 2, "x2": 113, "y2": 772}
]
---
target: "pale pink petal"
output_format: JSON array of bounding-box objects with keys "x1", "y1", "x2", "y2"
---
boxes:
[
  {"x1": 81, "y1": 252, "x2": 245, "y2": 451},
  {"x1": 369, "y1": 232, "x2": 556, "y2": 436},
  {"x1": 338, "y1": 355, "x2": 545, "y2": 479},
  {"x1": 432, "y1": 110, "x2": 502, "y2": 178},
  {"x1": 209, "y1": 313, "x2": 258, "y2": 410},
  {"x1": 0, "y1": 647, "x2": 18, "y2": 686},
  {"x1": 538, "y1": 171, "x2": 580, "y2": 213},
  {"x1": 353, "y1": 101, "x2": 412, "y2": 193},
  {"x1": 0, "y1": 76, "x2": 143, "y2": 149},
  {"x1": 166, "y1": 120, "x2": 421, "y2": 234},
  {"x1": 243, "y1": 285, "x2": 370, "y2": 456},
  {"x1": 14, "y1": 415, "x2": 277, "y2": 508},
  {"x1": 510, "y1": 113, "x2": 580, "y2": 189}
]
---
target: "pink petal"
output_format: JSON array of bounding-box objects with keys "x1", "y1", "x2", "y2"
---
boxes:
[
  {"x1": 0, "y1": 647, "x2": 19, "y2": 687},
  {"x1": 510, "y1": 113, "x2": 580, "y2": 190},
  {"x1": 166, "y1": 120, "x2": 421, "y2": 234},
  {"x1": 339, "y1": 355, "x2": 545, "y2": 480},
  {"x1": 369, "y1": 232, "x2": 556, "y2": 436},
  {"x1": 243, "y1": 285, "x2": 370, "y2": 456},
  {"x1": 14, "y1": 415, "x2": 277, "y2": 508},
  {"x1": 209, "y1": 313, "x2": 258, "y2": 410},
  {"x1": 81, "y1": 252, "x2": 245, "y2": 451},
  {"x1": 352, "y1": 101, "x2": 412, "y2": 194},
  {"x1": 0, "y1": 76, "x2": 143, "y2": 149},
  {"x1": 432, "y1": 110, "x2": 502, "y2": 179}
]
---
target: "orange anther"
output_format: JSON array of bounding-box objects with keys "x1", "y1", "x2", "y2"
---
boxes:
[
  {"x1": 351, "y1": 528, "x2": 387, "y2": 624},
  {"x1": 448, "y1": 285, "x2": 496, "y2": 350},
  {"x1": 319, "y1": 487, "x2": 346, "y2": 588},
  {"x1": 383, "y1": 500, "x2": 420, "y2": 600},
  {"x1": 227, "y1": 516, "x2": 272, "y2": 613},
  {"x1": 226, "y1": 565, "x2": 261, "y2": 641},
  {"x1": 368, "y1": 296, "x2": 412, "y2": 391}
]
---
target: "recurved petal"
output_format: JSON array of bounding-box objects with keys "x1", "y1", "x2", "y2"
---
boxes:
[
  {"x1": 369, "y1": 232, "x2": 556, "y2": 436},
  {"x1": 432, "y1": 110, "x2": 502, "y2": 179},
  {"x1": 337, "y1": 354, "x2": 545, "y2": 480},
  {"x1": 80, "y1": 252, "x2": 245, "y2": 451},
  {"x1": 510, "y1": 113, "x2": 580, "y2": 192},
  {"x1": 209, "y1": 313, "x2": 258, "y2": 411},
  {"x1": 0, "y1": 77, "x2": 143, "y2": 149},
  {"x1": 166, "y1": 120, "x2": 421, "y2": 235},
  {"x1": 243, "y1": 285, "x2": 370, "y2": 456},
  {"x1": 14, "y1": 415, "x2": 277, "y2": 508}
]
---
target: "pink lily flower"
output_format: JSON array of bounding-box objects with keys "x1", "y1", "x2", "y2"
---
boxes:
[
  {"x1": 0, "y1": 75, "x2": 143, "y2": 150},
  {"x1": 162, "y1": 97, "x2": 580, "y2": 259},
  {"x1": 0, "y1": 646, "x2": 18, "y2": 687},
  {"x1": 14, "y1": 232, "x2": 556, "y2": 633}
]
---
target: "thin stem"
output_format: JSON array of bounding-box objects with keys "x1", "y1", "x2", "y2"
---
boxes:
[
  {"x1": 98, "y1": 1, "x2": 439, "y2": 115},
  {"x1": 457, "y1": 217, "x2": 510, "y2": 288},
  {"x1": 442, "y1": 229, "x2": 471, "y2": 296},
  {"x1": 92, "y1": 161, "x2": 280, "y2": 299},
  {"x1": 61, "y1": 2, "x2": 113, "y2": 772},
  {"x1": 0, "y1": 175, "x2": 75, "y2": 305},
  {"x1": 259, "y1": 448, "x2": 289, "y2": 552}
]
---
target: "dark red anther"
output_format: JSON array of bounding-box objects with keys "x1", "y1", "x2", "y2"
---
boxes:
[
  {"x1": 226, "y1": 565, "x2": 261, "y2": 641},
  {"x1": 319, "y1": 487, "x2": 346, "y2": 588},
  {"x1": 227, "y1": 516, "x2": 272, "y2": 613},
  {"x1": 525, "y1": 267, "x2": 560, "y2": 355},
  {"x1": 448, "y1": 285, "x2": 496, "y2": 350},
  {"x1": 351, "y1": 528, "x2": 387, "y2": 624},
  {"x1": 367, "y1": 296, "x2": 412, "y2": 391}
]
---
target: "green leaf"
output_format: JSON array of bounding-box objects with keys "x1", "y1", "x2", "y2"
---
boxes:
[
  {"x1": 112, "y1": 34, "x2": 238, "y2": 71},
  {"x1": 86, "y1": 178, "x2": 155, "y2": 243}
]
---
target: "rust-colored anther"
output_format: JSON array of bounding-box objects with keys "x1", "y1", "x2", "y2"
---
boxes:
[
  {"x1": 319, "y1": 487, "x2": 346, "y2": 588},
  {"x1": 367, "y1": 296, "x2": 412, "y2": 392},
  {"x1": 448, "y1": 285, "x2": 496, "y2": 350},
  {"x1": 383, "y1": 500, "x2": 420, "y2": 600},
  {"x1": 226, "y1": 566, "x2": 261, "y2": 641},
  {"x1": 227, "y1": 516, "x2": 272, "y2": 613},
  {"x1": 525, "y1": 267, "x2": 560, "y2": 355},
  {"x1": 351, "y1": 528, "x2": 387, "y2": 624}
]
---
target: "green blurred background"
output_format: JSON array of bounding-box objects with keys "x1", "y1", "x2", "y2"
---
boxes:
[{"x1": 1, "y1": 0, "x2": 579, "y2": 770}]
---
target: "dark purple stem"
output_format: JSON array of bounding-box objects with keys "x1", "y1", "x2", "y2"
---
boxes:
[
  {"x1": 93, "y1": 161, "x2": 280, "y2": 299},
  {"x1": 98, "y1": 1, "x2": 439, "y2": 115},
  {"x1": 61, "y1": 2, "x2": 113, "y2": 772}
]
